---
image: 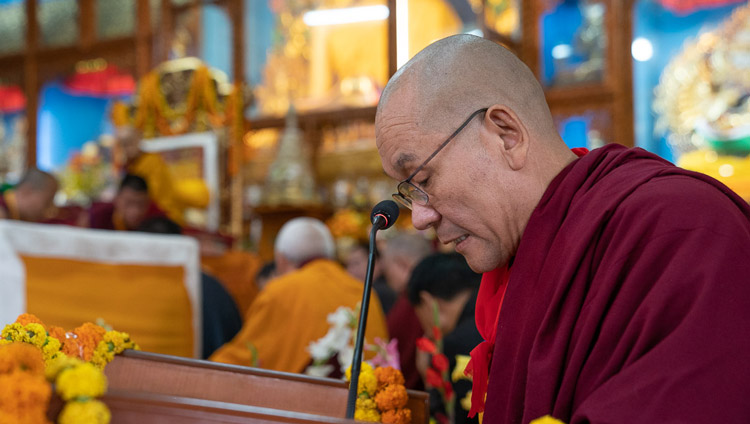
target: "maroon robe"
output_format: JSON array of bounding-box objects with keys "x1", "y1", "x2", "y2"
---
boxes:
[{"x1": 484, "y1": 144, "x2": 750, "y2": 423}]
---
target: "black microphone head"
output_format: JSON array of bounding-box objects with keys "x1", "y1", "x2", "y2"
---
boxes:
[{"x1": 371, "y1": 200, "x2": 400, "y2": 230}]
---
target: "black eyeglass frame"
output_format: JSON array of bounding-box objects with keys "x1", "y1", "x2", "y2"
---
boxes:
[{"x1": 392, "y1": 108, "x2": 489, "y2": 209}]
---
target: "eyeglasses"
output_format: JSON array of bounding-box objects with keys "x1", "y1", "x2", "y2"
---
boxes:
[{"x1": 392, "y1": 108, "x2": 488, "y2": 210}]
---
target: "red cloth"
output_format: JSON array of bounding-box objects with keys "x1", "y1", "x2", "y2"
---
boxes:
[
  {"x1": 483, "y1": 144, "x2": 750, "y2": 423},
  {"x1": 465, "y1": 267, "x2": 508, "y2": 417},
  {"x1": 658, "y1": 0, "x2": 744, "y2": 14},
  {"x1": 466, "y1": 148, "x2": 588, "y2": 417},
  {"x1": 387, "y1": 295, "x2": 425, "y2": 390}
]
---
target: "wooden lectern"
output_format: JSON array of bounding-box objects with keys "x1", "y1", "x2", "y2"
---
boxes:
[{"x1": 94, "y1": 350, "x2": 429, "y2": 423}]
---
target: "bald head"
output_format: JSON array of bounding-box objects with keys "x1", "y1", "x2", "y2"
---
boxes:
[
  {"x1": 15, "y1": 168, "x2": 58, "y2": 222},
  {"x1": 17, "y1": 168, "x2": 58, "y2": 192},
  {"x1": 377, "y1": 34, "x2": 557, "y2": 144},
  {"x1": 375, "y1": 35, "x2": 577, "y2": 273},
  {"x1": 384, "y1": 233, "x2": 432, "y2": 260},
  {"x1": 381, "y1": 233, "x2": 432, "y2": 294},
  {"x1": 274, "y1": 217, "x2": 336, "y2": 272}
]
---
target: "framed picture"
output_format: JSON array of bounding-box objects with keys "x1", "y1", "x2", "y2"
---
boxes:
[{"x1": 142, "y1": 132, "x2": 220, "y2": 232}]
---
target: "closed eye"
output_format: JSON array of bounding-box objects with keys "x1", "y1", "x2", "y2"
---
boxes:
[{"x1": 416, "y1": 176, "x2": 430, "y2": 189}]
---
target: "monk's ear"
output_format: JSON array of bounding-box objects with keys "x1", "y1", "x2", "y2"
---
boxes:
[{"x1": 484, "y1": 105, "x2": 529, "y2": 171}]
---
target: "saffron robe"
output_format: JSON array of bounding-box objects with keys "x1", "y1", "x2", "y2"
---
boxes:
[
  {"x1": 484, "y1": 144, "x2": 750, "y2": 423},
  {"x1": 210, "y1": 259, "x2": 389, "y2": 373}
]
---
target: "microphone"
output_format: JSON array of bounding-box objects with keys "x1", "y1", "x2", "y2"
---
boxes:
[
  {"x1": 370, "y1": 200, "x2": 400, "y2": 230},
  {"x1": 345, "y1": 200, "x2": 400, "y2": 419}
]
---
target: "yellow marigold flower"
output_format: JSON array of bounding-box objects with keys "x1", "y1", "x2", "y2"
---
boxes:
[
  {"x1": 375, "y1": 366, "x2": 406, "y2": 389},
  {"x1": 24, "y1": 323, "x2": 48, "y2": 348},
  {"x1": 45, "y1": 355, "x2": 85, "y2": 381},
  {"x1": 354, "y1": 406, "x2": 381, "y2": 422},
  {"x1": 529, "y1": 415, "x2": 566, "y2": 424},
  {"x1": 375, "y1": 383, "x2": 409, "y2": 411},
  {"x1": 452, "y1": 355, "x2": 472, "y2": 382},
  {"x1": 90, "y1": 345, "x2": 116, "y2": 369},
  {"x1": 358, "y1": 369, "x2": 378, "y2": 396},
  {"x1": 346, "y1": 361, "x2": 374, "y2": 381},
  {"x1": 42, "y1": 336, "x2": 62, "y2": 363},
  {"x1": 356, "y1": 397, "x2": 377, "y2": 411},
  {"x1": 0, "y1": 342, "x2": 45, "y2": 375},
  {"x1": 102, "y1": 330, "x2": 138, "y2": 354},
  {"x1": 56, "y1": 363, "x2": 108, "y2": 401},
  {"x1": 2, "y1": 323, "x2": 25, "y2": 342},
  {"x1": 381, "y1": 408, "x2": 412, "y2": 424},
  {"x1": 15, "y1": 313, "x2": 46, "y2": 328},
  {"x1": 59, "y1": 400, "x2": 111, "y2": 424}
]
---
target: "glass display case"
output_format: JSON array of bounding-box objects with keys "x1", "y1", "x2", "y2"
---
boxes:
[
  {"x1": 539, "y1": 0, "x2": 607, "y2": 87},
  {"x1": 38, "y1": 0, "x2": 79, "y2": 47},
  {"x1": 0, "y1": 0, "x2": 26, "y2": 55}
]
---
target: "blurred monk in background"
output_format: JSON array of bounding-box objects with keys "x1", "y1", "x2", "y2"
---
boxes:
[
  {"x1": 210, "y1": 217, "x2": 389, "y2": 374},
  {"x1": 0, "y1": 168, "x2": 58, "y2": 222},
  {"x1": 87, "y1": 174, "x2": 153, "y2": 231}
]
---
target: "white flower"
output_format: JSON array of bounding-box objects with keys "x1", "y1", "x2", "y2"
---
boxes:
[
  {"x1": 308, "y1": 337, "x2": 332, "y2": 360},
  {"x1": 339, "y1": 345, "x2": 354, "y2": 374},
  {"x1": 328, "y1": 306, "x2": 354, "y2": 329},
  {"x1": 305, "y1": 364, "x2": 335, "y2": 377},
  {"x1": 308, "y1": 326, "x2": 352, "y2": 361}
]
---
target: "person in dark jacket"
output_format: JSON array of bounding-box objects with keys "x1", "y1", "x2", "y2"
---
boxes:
[{"x1": 408, "y1": 252, "x2": 481, "y2": 424}]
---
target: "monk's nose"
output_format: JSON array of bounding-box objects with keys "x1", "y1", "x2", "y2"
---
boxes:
[{"x1": 410, "y1": 202, "x2": 440, "y2": 230}]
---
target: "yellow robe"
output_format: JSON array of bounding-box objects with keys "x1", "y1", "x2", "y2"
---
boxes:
[
  {"x1": 127, "y1": 152, "x2": 183, "y2": 224},
  {"x1": 210, "y1": 259, "x2": 389, "y2": 373}
]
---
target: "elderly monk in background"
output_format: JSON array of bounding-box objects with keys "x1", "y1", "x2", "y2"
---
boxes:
[
  {"x1": 0, "y1": 168, "x2": 58, "y2": 222},
  {"x1": 210, "y1": 217, "x2": 389, "y2": 374},
  {"x1": 376, "y1": 34, "x2": 750, "y2": 423}
]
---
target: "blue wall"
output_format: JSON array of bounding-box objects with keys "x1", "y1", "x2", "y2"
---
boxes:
[
  {"x1": 37, "y1": 83, "x2": 122, "y2": 171},
  {"x1": 201, "y1": 4, "x2": 233, "y2": 80}
]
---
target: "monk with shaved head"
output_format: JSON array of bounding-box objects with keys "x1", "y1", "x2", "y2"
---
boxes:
[
  {"x1": 377, "y1": 35, "x2": 750, "y2": 424},
  {"x1": 0, "y1": 168, "x2": 58, "y2": 222}
]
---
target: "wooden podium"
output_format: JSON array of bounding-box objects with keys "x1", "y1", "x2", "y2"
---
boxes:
[{"x1": 88, "y1": 350, "x2": 428, "y2": 423}]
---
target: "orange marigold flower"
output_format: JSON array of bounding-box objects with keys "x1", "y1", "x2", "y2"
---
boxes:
[
  {"x1": 15, "y1": 313, "x2": 46, "y2": 329},
  {"x1": 374, "y1": 366, "x2": 405, "y2": 389},
  {"x1": 374, "y1": 383, "x2": 408, "y2": 411},
  {"x1": 0, "y1": 342, "x2": 45, "y2": 376},
  {"x1": 73, "y1": 323, "x2": 106, "y2": 361},
  {"x1": 381, "y1": 408, "x2": 412, "y2": 424},
  {"x1": 49, "y1": 326, "x2": 80, "y2": 358},
  {"x1": 0, "y1": 371, "x2": 52, "y2": 423}
]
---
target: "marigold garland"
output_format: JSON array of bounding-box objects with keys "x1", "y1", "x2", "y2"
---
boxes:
[
  {"x1": 0, "y1": 342, "x2": 52, "y2": 424},
  {"x1": 73, "y1": 323, "x2": 107, "y2": 362},
  {"x1": 56, "y1": 362, "x2": 108, "y2": 401},
  {"x1": 58, "y1": 399, "x2": 111, "y2": 424},
  {"x1": 1, "y1": 314, "x2": 139, "y2": 424},
  {"x1": 348, "y1": 364, "x2": 411, "y2": 424}
]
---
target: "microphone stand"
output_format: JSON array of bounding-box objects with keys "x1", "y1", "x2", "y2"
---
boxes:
[{"x1": 345, "y1": 222, "x2": 381, "y2": 419}]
